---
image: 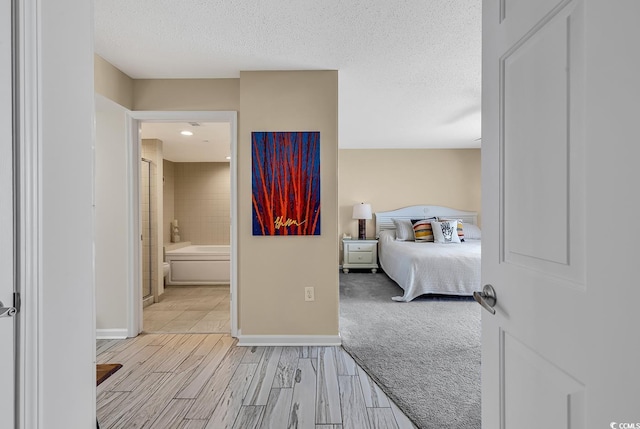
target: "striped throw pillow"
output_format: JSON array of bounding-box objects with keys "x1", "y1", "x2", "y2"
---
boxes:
[{"x1": 411, "y1": 218, "x2": 435, "y2": 242}]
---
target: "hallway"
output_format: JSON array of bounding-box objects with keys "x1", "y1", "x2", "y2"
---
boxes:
[{"x1": 96, "y1": 334, "x2": 416, "y2": 428}]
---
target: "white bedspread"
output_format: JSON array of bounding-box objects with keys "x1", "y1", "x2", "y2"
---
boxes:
[{"x1": 378, "y1": 229, "x2": 482, "y2": 302}]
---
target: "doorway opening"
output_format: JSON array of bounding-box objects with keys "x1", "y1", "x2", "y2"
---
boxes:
[
  {"x1": 127, "y1": 111, "x2": 238, "y2": 338},
  {"x1": 139, "y1": 121, "x2": 232, "y2": 333}
]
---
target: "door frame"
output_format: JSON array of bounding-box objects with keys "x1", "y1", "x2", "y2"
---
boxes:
[
  {"x1": 2, "y1": 0, "x2": 16, "y2": 426},
  {"x1": 126, "y1": 110, "x2": 238, "y2": 337}
]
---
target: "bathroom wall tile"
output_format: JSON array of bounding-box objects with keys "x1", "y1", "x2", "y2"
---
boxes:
[
  {"x1": 163, "y1": 160, "x2": 175, "y2": 245},
  {"x1": 173, "y1": 162, "x2": 230, "y2": 245}
]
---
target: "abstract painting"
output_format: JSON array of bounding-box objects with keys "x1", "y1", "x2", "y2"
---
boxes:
[{"x1": 252, "y1": 131, "x2": 321, "y2": 235}]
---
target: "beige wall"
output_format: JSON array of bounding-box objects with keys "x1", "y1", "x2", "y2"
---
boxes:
[
  {"x1": 163, "y1": 160, "x2": 175, "y2": 245},
  {"x1": 95, "y1": 100, "x2": 130, "y2": 332},
  {"x1": 239, "y1": 71, "x2": 339, "y2": 336},
  {"x1": 338, "y1": 149, "x2": 481, "y2": 247},
  {"x1": 174, "y1": 162, "x2": 231, "y2": 245},
  {"x1": 94, "y1": 54, "x2": 134, "y2": 110},
  {"x1": 133, "y1": 79, "x2": 240, "y2": 111}
]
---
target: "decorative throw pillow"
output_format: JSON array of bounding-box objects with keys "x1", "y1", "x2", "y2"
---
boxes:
[
  {"x1": 411, "y1": 218, "x2": 436, "y2": 242},
  {"x1": 438, "y1": 218, "x2": 465, "y2": 241},
  {"x1": 392, "y1": 218, "x2": 416, "y2": 241},
  {"x1": 431, "y1": 220, "x2": 462, "y2": 244},
  {"x1": 462, "y1": 223, "x2": 481, "y2": 240}
]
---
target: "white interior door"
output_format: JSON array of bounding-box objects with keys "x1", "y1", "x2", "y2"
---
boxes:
[
  {"x1": 0, "y1": 0, "x2": 16, "y2": 426},
  {"x1": 482, "y1": 0, "x2": 640, "y2": 427}
]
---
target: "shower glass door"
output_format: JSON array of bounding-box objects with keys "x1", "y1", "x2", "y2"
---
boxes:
[{"x1": 141, "y1": 159, "x2": 152, "y2": 299}]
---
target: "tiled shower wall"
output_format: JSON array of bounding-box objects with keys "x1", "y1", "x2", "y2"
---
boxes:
[
  {"x1": 169, "y1": 162, "x2": 231, "y2": 245},
  {"x1": 163, "y1": 159, "x2": 175, "y2": 245}
]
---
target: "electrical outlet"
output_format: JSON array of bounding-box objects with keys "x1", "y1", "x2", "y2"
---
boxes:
[{"x1": 304, "y1": 287, "x2": 315, "y2": 302}]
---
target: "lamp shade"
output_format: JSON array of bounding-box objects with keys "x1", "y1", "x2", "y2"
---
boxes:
[{"x1": 352, "y1": 203, "x2": 372, "y2": 220}]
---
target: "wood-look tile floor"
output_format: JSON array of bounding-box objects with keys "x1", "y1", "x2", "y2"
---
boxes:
[
  {"x1": 96, "y1": 334, "x2": 417, "y2": 429},
  {"x1": 144, "y1": 286, "x2": 230, "y2": 333}
]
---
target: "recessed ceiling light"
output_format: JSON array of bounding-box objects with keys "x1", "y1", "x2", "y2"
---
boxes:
[
  {"x1": 180, "y1": 130, "x2": 193, "y2": 136},
  {"x1": 225, "y1": 156, "x2": 231, "y2": 160}
]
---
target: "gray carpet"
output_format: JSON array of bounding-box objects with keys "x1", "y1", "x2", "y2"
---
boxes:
[{"x1": 339, "y1": 272, "x2": 481, "y2": 429}]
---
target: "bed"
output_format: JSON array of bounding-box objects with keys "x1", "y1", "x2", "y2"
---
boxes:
[{"x1": 375, "y1": 205, "x2": 482, "y2": 302}]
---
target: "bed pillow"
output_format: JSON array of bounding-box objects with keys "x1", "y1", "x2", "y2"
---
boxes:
[
  {"x1": 431, "y1": 220, "x2": 462, "y2": 244},
  {"x1": 438, "y1": 218, "x2": 465, "y2": 241},
  {"x1": 411, "y1": 218, "x2": 436, "y2": 242},
  {"x1": 392, "y1": 218, "x2": 416, "y2": 241},
  {"x1": 463, "y1": 223, "x2": 481, "y2": 240}
]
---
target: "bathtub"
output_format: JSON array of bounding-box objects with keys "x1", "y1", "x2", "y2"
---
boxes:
[{"x1": 165, "y1": 245, "x2": 230, "y2": 285}]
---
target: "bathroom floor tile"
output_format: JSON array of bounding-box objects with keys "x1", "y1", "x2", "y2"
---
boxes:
[
  {"x1": 144, "y1": 301, "x2": 189, "y2": 311},
  {"x1": 213, "y1": 300, "x2": 230, "y2": 311},
  {"x1": 143, "y1": 310, "x2": 184, "y2": 321},
  {"x1": 192, "y1": 286, "x2": 230, "y2": 296},
  {"x1": 175, "y1": 310, "x2": 210, "y2": 321},
  {"x1": 142, "y1": 319, "x2": 171, "y2": 332},
  {"x1": 185, "y1": 296, "x2": 227, "y2": 310},
  {"x1": 143, "y1": 285, "x2": 230, "y2": 334},
  {"x1": 153, "y1": 319, "x2": 199, "y2": 333},
  {"x1": 202, "y1": 310, "x2": 229, "y2": 321},
  {"x1": 188, "y1": 319, "x2": 229, "y2": 333}
]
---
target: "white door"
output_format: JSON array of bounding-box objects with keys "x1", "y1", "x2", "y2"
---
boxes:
[
  {"x1": 482, "y1": 0, "x2": 640, "y2": 427},
  {"x1": 0, "y1": 0, "x2": 16, "y2": 426}
]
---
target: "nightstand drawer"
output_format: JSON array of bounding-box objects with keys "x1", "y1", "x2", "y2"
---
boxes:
[
  {"x1": 342, "y1": 238, "x2": 378, "y2": 273},
  {"x1": 347, "y1": 251, "x2": 374, "y2": 264},
  {"x1": 346, "y1": 242, "x2": 375, "y2": 252}
]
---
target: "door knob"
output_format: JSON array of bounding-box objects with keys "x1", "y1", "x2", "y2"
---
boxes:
[
  {"x1": 473, "y1": 284, "x2": 497, "y2": 315},
  {"x1": 0, "y1": 300, "x2": 17, "y2": 318}
]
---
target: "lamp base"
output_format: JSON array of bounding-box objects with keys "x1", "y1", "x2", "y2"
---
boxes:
[{"x1": 358, "y1": 219, "x2": 367, "y2": 240}]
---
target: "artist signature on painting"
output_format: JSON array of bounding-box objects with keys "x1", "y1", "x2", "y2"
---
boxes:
[{"x1": 274, "y1": 216, "x2": 307, "y2": 229}]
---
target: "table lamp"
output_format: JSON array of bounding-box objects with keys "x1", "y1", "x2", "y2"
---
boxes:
[{"x1": 352, "y1": 203, "x2": 372, "y2": 239}]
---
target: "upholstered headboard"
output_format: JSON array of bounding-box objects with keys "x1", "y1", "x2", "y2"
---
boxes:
[{"x1": 375, "y1": 205, "x2": 478, "y2": 237}]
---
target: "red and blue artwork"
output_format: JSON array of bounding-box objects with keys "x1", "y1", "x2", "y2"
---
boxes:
[{"x1": 252, "y1": 131, "x2": 321, "y2": 236}]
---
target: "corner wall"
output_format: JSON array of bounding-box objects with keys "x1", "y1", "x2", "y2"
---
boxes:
[
  {"x1": 133, "y1": 78, "x2": 240, "y2": 111},
  {"x1": 94, "y1": 54, "x2": 134, "y2": 110},
  {"x1": 95, "y1": 99, "x2": 130, "y2": 334},
  {"x1": 238, "y1": 71, "x2": 339, "y2": 337}
]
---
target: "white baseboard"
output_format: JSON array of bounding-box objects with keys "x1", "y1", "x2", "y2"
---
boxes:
[
  {"x1": 96, "y1": 328, "x2": 129, "y2": 339},
  {"x1": 237, "y1": 334, "x2": 342, "y2": 347}
]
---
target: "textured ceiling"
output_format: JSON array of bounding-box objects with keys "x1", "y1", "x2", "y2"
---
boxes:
[{"x1": 95, "y1": 0, "x2": 481, "y2": 149}]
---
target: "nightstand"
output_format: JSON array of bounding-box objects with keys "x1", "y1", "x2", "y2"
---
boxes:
[{"x1": 342, "y1": 238, "x2": 379, "y2": 273}]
